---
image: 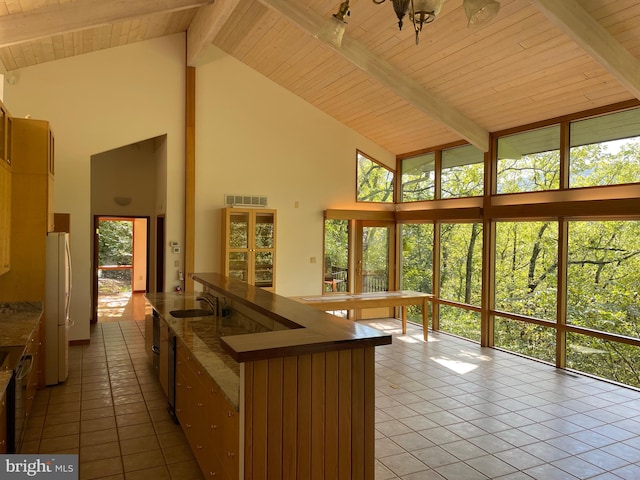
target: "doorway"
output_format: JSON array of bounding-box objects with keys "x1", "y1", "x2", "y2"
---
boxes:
[
  {"x1": 354, "y1": 220, "x2": 395, "y2": 319},
  {"x1": 93, "y1": 216, "x2": 150, "y2": 323}
]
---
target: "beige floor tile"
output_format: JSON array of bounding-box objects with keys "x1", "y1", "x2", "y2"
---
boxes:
[
  {"x1": 113, "y1": 401, "x2": 147, "y2": 416},
  {"x1": 115, "y1": 411, "x2": 150, "y2": 428},
  {"x1": 157, "y1": 430, "x2": 189, "y2": 450},
  {"x1": 82, "y1": 397, "x2": 114, "y2": 410},
  {"x1": 117, "y1": 422, "x2": 156, "y2": 440},
  {"x1": 167, "y1": 460, "x2": 204, "y2": 480},
  {"x1": 81, "y1": 416, "x2": 117, "y2": 433},
  {"x1": 42, "y1": 421, "x2": 81, "y2": 438},
  {"x1": 80, "y1": 428, "x2": 119, "y2": 447},
  {"x1": 119, "y1": 434, "x2": 159, "y2": 455},
  {"x1": 39, "y1": 434, "x2": 80, "y2": 453},
  {"x1": 45, "y1": 410, "x2": 82, "y2": 426},
  {"x1": 122, "y1": 448, "x2": 163, "y2": 473},
  {"x1": 80, "y1": 441, "x2": 121, "y2": 463},
  {"x1": 47, "y1": 401, "x2": 81, "y2": 415},
  {"x1": 162, "y1": 443, "x2": 196, "y2": 464},
  {"x1": 122, "y1": 465, "x2": 170, "y2": 480},
  {"x1": 82, "y1": 388, "x2": 112, "y2": 401},
  {"x1": 79, "y1": 456, "x2": 123, "y2": 480},
  {"x1": 81, "y1": 406, "x2": 116, "y2": 421}
]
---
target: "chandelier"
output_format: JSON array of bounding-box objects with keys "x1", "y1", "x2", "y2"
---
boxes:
[{"x1": 325, "y1": 0, "x2": 500, "y2": 46}]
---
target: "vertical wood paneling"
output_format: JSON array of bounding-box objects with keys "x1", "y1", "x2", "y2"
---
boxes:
[
  {"x1": 244, "y1": 349, "x2": 376, "y2": 480},
  {"x1": 310, "y1": 353, "x2": 325, "y2": 480},
  {"x1": 243, "y1": 362, "x2": 254, "y2": 479},
  {"x1": 324, "y1": 351, "x2": 339, "y2": 480},
  {"x1": 267, "y1": 358, "x2": 283, "y2": 479},
  {"x1": 296, "y1": 354, "x2": 312, "y2": 479},
  {"x1": 252, "y1": 359, "x2": 269, "y2": 479},
  {"x1": 338, "y1": 350, "x2": 352, "y2": 480},
  {"x1": 282, "y1": 356, "x2": 298, "y2": 480},
  {"x1": 364, "y1": 347, "x2": 375, "y2": 480},
  {"x1": 351, "y1": 348, "x2": 365, "y2": 480}
]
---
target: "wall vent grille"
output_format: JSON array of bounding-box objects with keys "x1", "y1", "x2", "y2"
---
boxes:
[{"x1": 224, "y1": 194, "x2": 268, "y2": 208}]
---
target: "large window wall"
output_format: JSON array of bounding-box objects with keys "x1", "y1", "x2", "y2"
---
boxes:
[{"x1": 394, "y1": 102, "x2": 640, "y2": 388}]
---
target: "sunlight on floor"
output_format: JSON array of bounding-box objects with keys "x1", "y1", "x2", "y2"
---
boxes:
[{"x1": 97, "y1": 292, "x2": 151, "y2": 322}]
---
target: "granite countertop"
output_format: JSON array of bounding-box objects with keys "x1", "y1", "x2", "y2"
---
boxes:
[
  {"x1": 145, "y1": 292, "x2": 248, "y2": 409},
  {"x1": 0, "y1": 301, "x2": 44, "y2": 396}
]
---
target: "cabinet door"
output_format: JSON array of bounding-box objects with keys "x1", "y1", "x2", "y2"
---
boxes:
[
  {"x1": 253, "y1": 212, "x2": 275, "y2": 289},
  {"x1": 222, "y1": 208, "x2": 276, "y2": 290},
  {"x1": 0, "y1": 162, "x2": 10, "y2": 275}
]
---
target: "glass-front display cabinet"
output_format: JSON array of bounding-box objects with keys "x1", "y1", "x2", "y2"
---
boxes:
[{"x1": 221, "y1": 207, "x2": 277, "y2": 290}]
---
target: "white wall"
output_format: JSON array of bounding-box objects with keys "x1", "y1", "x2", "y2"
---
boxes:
[
  {"x1": 4, "y1": 34, "x2": 186, "y2": 341},
  {"x1": 195, "y1": 47, "x2": 394, "y2": 297},
  {"x1": 3, "y1": 36, "x2": 394, "y2": 340}
]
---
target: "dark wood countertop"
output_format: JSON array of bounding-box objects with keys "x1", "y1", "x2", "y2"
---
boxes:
[{"x1": 191, "y1": 273, "x2": 392, "y2": 363}]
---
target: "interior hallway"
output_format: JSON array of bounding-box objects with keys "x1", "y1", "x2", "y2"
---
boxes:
[{"x1": 19, "y1": 309, "x2": 640, "y2": 479}]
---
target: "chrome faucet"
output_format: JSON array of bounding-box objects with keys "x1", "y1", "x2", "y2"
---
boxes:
[{"x1": 196, "y1": 295, "x2": 218, "y2": 315}]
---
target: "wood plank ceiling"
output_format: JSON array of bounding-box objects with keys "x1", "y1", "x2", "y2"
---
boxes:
[{"x1": 0, "y1": 0, "x2": 639, "y2": 155}]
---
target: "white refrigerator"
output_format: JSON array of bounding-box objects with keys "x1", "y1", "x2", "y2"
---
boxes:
[{"x1": 45, "y1": 232, "x2": 72, "y2": 385}]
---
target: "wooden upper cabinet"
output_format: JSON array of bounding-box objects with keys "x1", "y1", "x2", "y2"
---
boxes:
[
  {"x1": 0, "y1": 103, "x2": 11, "y2": 275},
  {"x1": 221, "y1": 207, "x2": 277, "y2": 291},
  {"x1": 12, "y1": 118, "x2": 55, "y2": 232},
  {"x1": 0, "y1": 160, "x2": 10, "y2": 275}
]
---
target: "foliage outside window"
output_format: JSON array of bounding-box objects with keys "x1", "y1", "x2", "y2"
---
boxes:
[
  {"x1": 566, "y1": 220, "x2": 640, "y2": 336},
  {"x1": 439, "y1": 223, "x2": 482, "y2": 306},
  {"x1": 439, "y1": 305, "x2": 481, "y2": 342},
  {"x1": 441, "y1": 145, "x2": 484, "y2": 198},
  {"x1": 324, "y1": 219, "x2": 349, "y2": 293},
  {"x1": 400, "y1": 153, "x2": 434, "y2": 202},
  {"x1": 400, "y1": 223, "x2": 433, "y2": 323},
  {"x1": 496, "y1": 125, "x2": 560, "y2": 194},
  {"x1": 570, "y1": 108, "x2": 640, "y2": 188},
  {"x1": 361, "y1": 226, "x2": 389, "y2": 293},
  {"x1": 494, "y1": 221, "x2": 558, "y2": 321},
  {"x1": 567, "y1": 333, "x2": 640, "y2": 388},
  {"x1": 356, "y1": 151, "x2": 394, "y2": 203},
  {"x1": 494, "y1": 316, "x2": 556, "y2": 364},
  {"x1": 98, "y1": 219, "x2": 133, "y2": 294}
]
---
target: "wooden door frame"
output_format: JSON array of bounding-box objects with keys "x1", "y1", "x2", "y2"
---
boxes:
[{"x1": 91, "y1": 215, "x2": 151, "y2": 323}]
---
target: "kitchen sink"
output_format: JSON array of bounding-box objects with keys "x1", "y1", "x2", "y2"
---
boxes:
[{"x1": 169, "y1": 308, "x2": 215, "y2": 318}]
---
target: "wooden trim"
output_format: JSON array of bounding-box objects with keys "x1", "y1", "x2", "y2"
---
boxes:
[
  {"x1": 396, "y1": 207, "x2": 482, "y2": 222},
  {"x1": 185, "y1": 65, "x2": 196, "y2": 293},
  {"x1": 487, "y1": 198, "x2": 640, "y2": 220},
  {"x1": 397, "y1": 139, "x2": 469, "y2": 161},
  {"x1": 69, "y1": 339, "x2": 90, "y2": 346},
  {"x1": 491, "y1": 100, "x2": 640, "y2": 139},
  {"x1": 325, "y1": 209, "x2": 395, "y2": 222}
]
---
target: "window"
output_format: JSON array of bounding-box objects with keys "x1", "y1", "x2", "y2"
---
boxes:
[
  {"x1": 570, "y1": 108, "x2": 640, "y2": 188},
  {"x1": 400, "y1": 223, "x2": 433, "y2": 324},
  {"x1": 324, "y1": 219, "x2": 349, "y2": 292},
  {"x1": 439, "y1": 223, "x2": 483, "y2": 306},
  {"x1": 566, "y1": 220, "x2": 640, "y2": 336},
  {"x1": 441, "y1": 145, "x2": 484, "y2": 198},
  {"x1": 494, "y1": 221, "x2": 558, "y2": 322},
  {"x1": 494, "y1": 316, "x2": 556, "y2": 363},
  {"x1": 496, "y1": 125, "x2": 560, "y2": 193},
  {"x1": 400, "y1": 153, "x2": 434, "y2": 202},
  {"x1": 356, "y1": 151, "x2": 394, "y2": 203}
]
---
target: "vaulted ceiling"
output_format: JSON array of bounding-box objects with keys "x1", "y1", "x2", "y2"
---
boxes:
[{"x1": 1, "y1": 0, "x2": 639, "y2": 155}]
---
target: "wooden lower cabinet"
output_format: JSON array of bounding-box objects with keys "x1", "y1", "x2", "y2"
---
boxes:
[
  {"x1": 175, "y1": 340, "x2": 239, "y2": 480},
  {"x1": 25, "y1": 318, "x2": 42, "y2": 417},
  {"x1": 0, "y1": 388, "x2": 6, "y2": 453}
]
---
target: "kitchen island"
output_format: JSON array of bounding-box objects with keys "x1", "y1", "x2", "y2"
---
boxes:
[{"x1": 146, "y1": 272, "x2": 392, "y2": 480}]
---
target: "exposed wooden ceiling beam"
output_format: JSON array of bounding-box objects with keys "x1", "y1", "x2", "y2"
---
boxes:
[
  {"x1": 528, "y1": 0, "x2": 640, "y2": 100},
  {"x1": 255, "y1": 0, "x2": 490, "y2": 152},
  {"x1": 187, "y1": 0, "x2": 241, "y2": 67},
  {"x1": 0, "y1": 0, "x2": 212, "y2": 48}
]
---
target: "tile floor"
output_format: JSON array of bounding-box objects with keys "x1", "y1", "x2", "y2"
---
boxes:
[
  {"x1": 20, "y1": 314, "x2": 640, "y2": 480},
  {"x1": 22, "y1": 320, "x2": 204, "y2": 480}
]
